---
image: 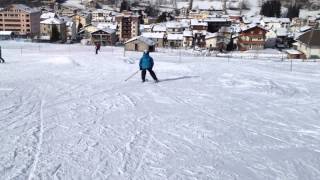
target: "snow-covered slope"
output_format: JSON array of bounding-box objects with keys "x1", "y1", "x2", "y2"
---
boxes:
[{"x1": 1, "y1": 41, "x2": 320, "y2": 179}]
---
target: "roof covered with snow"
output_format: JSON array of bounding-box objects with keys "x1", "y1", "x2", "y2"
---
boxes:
[
  {"x1": 183, "y1": 30, "x2": 193, "y2": 37},
  {"x1": 40, "y1": 18, "x2": 65, "y2": 25},
  {"x1": 141, "y1": 32, "x2": 165, "y2": 39},
  {"x1": 91, "y1": 27, "x2": 115, "y2": 34},
  {"x1": 166, "y1": 21, "x2": 183, "y2": 29},
  {"x1": 191, "y1": 19, "x2": 208, "y2": 26},
  {"x1": 152, "y1": 25, "x2": 166, "y2": 32},
  {"x1": 241, "y1": 24, "x2": 267, "y2": 32},
  {"x1": 96, "y1": 23, "x2": 117, "y2": 31},
  {"x1": 167, "y1": 34, "x2": 183, "y2": 41},
  {"x1": 276, "y1": 28, "x2": 288, "y2": 37},
  {"x1": 125, "y1": 36, "x2": 156, "y2": 46},
  {"x1": 5, "y1": 4, "x2": 40, "y2": 13},
  {"x1": 0, "y1": 31, "x2": 13, "y2": 36},
  {"x1": 40, "y1": 12, "x2": 56, "y2": 20},
  {"x1": 262, "y1": 17, "x2": 291, "y2": 24}
]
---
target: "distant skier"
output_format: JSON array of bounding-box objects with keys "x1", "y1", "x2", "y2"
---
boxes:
[
  {"x1": 139, "y1": 50, "x2": 159, "y2": 83},
  {"x1": 95, "y1": 42, "x2": 101, "y2": 54}
]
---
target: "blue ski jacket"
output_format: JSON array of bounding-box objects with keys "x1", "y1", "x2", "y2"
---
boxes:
[{"x1": 139, "y1": 52, "x2": 154, "y2": 70}]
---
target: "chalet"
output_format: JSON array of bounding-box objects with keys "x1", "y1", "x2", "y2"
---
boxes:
[
  {"x1": 166, "y1": 22, "x2": 184, "y2": 34},
  {"x1": 205, "y1": 32, "x2": 219, "y2": 50},
  {"x1": 191, "y1": 19, "x2": 207, "y2": 48},
  {"x1": 124, "y1": 36, "x2": 155, "y2": 52},
  {"x1": 167, "y1": 34, "x2": 183, "y2": 48},
  {"x1": 91, "y1": 28, "x2": 116, "y2": 46},
  {"x1": 295, "y1": 29, "x2": 320, "y2": 59},
  {"x1": 183, "y1": 30, "x2": 193, "y2": 48},
  {"x1": 275, "y1": 27, "x2": 289, "y2": 49},
  {"x1": 141, "y1": 32, "x2": 165, "y2": 47},
  {"x1": 0, "y1": 31, "x2": 14, "y2": 40},
  {"x1": 238, "y1": 25, "x2": 267, "y2": 51}
]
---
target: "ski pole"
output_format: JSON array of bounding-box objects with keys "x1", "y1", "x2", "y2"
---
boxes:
[{"x1": 125, "y1": 70, "x2": 140, "y2": 81}]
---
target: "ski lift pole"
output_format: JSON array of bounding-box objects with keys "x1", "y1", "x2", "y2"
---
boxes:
[
  {"x1": 0, "y1": 46, "x2": 5, "y2": 63},
  {"x1": 125, "y1": 70, "x2": 140, "y2": 81}
]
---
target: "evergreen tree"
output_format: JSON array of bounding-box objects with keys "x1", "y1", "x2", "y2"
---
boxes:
[
  {"x1": 156, "y1": 12, "x2": 167, "y2": 23},
  {"x1": 145, "y1": 6, "x2": 160, "y2": 17},
  {"x1": 120, "y1": 0, "x2": 130, "y2": 12},
  {"x1": 260, "y1": 0, "x2": 282, "y2": 17},
  {"x1": 51, "y1": 24, "x2": 60, "y2": 42},
  {"x1": 287, "y1": 4, "x2": 300, "y2": 19}
]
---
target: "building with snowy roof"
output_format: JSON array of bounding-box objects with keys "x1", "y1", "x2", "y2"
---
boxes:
[
  {"x1": 40, "y1": 17, "x2": 67, "y2": 41},
  {"x1": 141, "y1": 32, "x2": 165, "y2": 47},
  {"x1": 40, "y1": 12, "x2": 57, "y2": 21},
  {"x1": 0, "y1": 31, "x2": 14, "y2": 40},
  {"x1": 167, "y1": 34, "x2": 184, "y2": 48},
  {"x1": 124, "y1": 36, "x2": 156, "y2": 52},
  {"x1": 166, "y1": 21, "x2": 184, "y2": 34},
  {"x1": 238, "y1": 25, "x2": 268, "y2": 51},
  {"x1": 152, "y1": 25, "x2": 167, "y2": 33},
  {"x1": 295, "y1": 29, "x2": 320, "y2": 59},
  {"x1": 90, "y1": 28, "x2": 116, "y2": 46},
  {"x1": 260, "y1": 17, "x2": 291, "y2": 31}
]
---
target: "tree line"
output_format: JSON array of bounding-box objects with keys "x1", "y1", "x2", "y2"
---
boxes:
[{"x1": 260, "y1": 0, "x2": 300, "y2": 19}]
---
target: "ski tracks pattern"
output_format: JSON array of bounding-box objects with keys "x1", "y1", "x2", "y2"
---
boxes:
[{"x1": 27, "y1": 97, "x2": 45, "y2": 180}]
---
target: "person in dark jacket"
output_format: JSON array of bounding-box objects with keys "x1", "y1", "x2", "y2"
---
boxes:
[
  {"x1": 139, "y1": 50, "x2": 159, "y2": 83},
  {"x1": 95, "y1": 42, "x2": 101, "y2": 54}
]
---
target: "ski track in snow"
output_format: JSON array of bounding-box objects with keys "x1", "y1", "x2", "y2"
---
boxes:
[
  {"x1": 1, "y1": 42, "x2": 320, "y2": 179},
  {"x1": 27, "y1": 98, "x2": 45, "y2": 180}
]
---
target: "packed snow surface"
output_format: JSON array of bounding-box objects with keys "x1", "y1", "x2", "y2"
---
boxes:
[{"x1": 1, "y1": 42, "x2": 320, "y2": 180}]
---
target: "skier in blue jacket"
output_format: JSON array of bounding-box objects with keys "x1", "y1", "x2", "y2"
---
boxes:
[{"x1": 139, "y1": 50, "x2": 159, "y2": 83}]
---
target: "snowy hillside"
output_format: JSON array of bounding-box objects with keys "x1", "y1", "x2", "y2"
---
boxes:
[{"x1": 1, "y1": 42, "x2": 320, "y2": 179}]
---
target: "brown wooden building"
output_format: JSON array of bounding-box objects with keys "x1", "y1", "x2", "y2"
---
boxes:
[
  {"x1": 91, "y1": 28, "x2": 116, "y2": 46},
  {"x1": 238, "y1": 25, "x2": 267, "y2": 51},
  {"x1": 124, "y1": 36, "x2": 155, "y2": 52}
]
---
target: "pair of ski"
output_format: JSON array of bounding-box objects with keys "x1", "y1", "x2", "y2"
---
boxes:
[{"x1": 125, "y1": 70, "x2": 160, "y2": 83}]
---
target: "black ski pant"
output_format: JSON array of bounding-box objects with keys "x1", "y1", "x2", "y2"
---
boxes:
[
  {"x1": 0, "y1": 58, "x2": 4, "y2": 63},
  {"x1": 96, "y1": 49, "x2": 99, "y2": 54},
  {"x1": 141, "y1": 69, "x2": 158, "y2": 81}
]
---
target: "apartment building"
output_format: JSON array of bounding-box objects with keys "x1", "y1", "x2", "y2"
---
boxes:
[
  {"x1": 0, "y1": 4, "x2": 41, "y2": 36},
  {"x1": 115, "y1": 11, "x2": 140, "y2": 42}
]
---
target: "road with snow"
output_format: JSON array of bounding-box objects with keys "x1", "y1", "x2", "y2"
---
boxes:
[{"x1": 0, "y1": 42, "x2": 320, "y2": 180}]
